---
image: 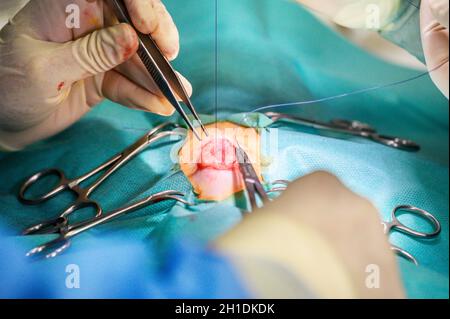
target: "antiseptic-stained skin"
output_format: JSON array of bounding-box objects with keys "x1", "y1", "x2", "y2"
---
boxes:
[{"x1": 179, "y1": 122, "x2": 262, "y2": 201}]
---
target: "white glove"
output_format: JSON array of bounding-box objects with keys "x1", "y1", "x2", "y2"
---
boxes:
[
  {"x1": 296, "y1": 0, "x2": 449, "y2": 99},
  {"x1": 216, "y1": 172, "x2": 404, "y2": 298},
  {"x1": 0, "y1": 0, "x2": 192, "y2": 151},
  {"x1": 296, "y1": 0, "x2": 402, "y2": 29},
  {"x1": 421, "y1": 0, "x2": 449, "y2": 98}
]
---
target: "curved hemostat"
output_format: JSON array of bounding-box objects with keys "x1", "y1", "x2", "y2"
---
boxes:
[
  {"x1": 265, "y1": 112, "x2": 420, "y2": 152},
  {"x1": 26, "y1": 191, "x2": 192, "y2": 259}
]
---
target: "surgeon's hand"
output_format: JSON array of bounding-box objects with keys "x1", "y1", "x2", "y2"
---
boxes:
[
  {"x1": 216, "y1": 172, "x2": 404, "y2": 298},
  {"x1": 296, "y1": 0, "x2": 449, "y2": 99},
  {"x1": 421, "y1": 0, "x2": 449, "y2": 98},
  {"x1": 296, "y1": 0, "x2": 402, "y2": 28},
  {"x1": 0, "y1": 0, "x2": 192, "y2": 150}
]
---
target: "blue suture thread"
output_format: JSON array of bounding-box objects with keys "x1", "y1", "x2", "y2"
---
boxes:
[
  {"x1": 249, "y1": 0, "x2": 446, "y2": 114},
  {"x1": 250, "y1": 62, "x2": 445, "y2": 113},
  {"x1": 214, "y1": 0, "x2": 219, "y2": 143}
]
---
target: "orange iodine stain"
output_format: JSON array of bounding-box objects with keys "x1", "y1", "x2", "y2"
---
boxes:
[
  {"x1": 179, "y1": 122, "x2": 262, "y2": 201},
  {"x1": 83, "y1": 9, "x2": 101, "y2": 29}
]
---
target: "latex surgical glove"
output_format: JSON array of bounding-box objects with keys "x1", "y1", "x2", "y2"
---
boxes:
[
  {"x1": 0, "y1": 0, "x2": 192, "y2": 151},
  {"x1": 421, "y1": 0, "x2": 449, "y2": 98},
  {"x1": 296, "y1": 0, "x2": 449, "y2": 99},
  {"x1": 296, "y1": 0, "x2": 402, "y2": 29},
  {"x1": 215, "y1": 172, "x2": 405, "y2": 298}
]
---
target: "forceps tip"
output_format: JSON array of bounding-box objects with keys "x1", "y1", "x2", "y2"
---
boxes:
[
  {"x1": 181, "y1": 97, "x2": 208, "y2": 138},
  {"x1": 191, "y1": 127, "x2": 203, "y2": 141},
  {"x1": 200, "y1": 124, "x2": 209, "y2": 137},
  {"x1": 190, "y1": 119, "x2": 208, "y2": 139},
  {"x1": 189, "y1": 112, "x2": 208, "y2": 138}
]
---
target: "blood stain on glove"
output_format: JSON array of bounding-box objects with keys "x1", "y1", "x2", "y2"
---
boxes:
[
  {"x1": 179, "y1": 122, "x2": 262, "y2": 201},
  {"x1": 116, "y1": 31, "x2": 138, "y2": 61},
  {"x1": 57, "y1": 82, "x2": 65, "y2": 92},
  {"x1": 122, "y1": 45, "x2": 135, "y2": 60}
]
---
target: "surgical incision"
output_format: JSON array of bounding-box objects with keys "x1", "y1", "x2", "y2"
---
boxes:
[{"x1": 179, "y1": 122, "x2": 262, "y2": 201}]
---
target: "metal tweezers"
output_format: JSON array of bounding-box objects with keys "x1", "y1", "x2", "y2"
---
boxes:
[{"x1": 107, "y1": 0, "x2": 207, "y2": 140}]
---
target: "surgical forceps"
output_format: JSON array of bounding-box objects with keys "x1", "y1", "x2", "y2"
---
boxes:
[
  {"x1": 383, "y1": 205, "x2": 441, "y2": 265},
  {"x1": 26, "y1": 190, "x2": 191, "y2": 259},
  {"x1": 265, "y1": 112, "x2": 420, "y2": 152},
  {"x1": 236, "y1": 146, "x2": 269, "y2": 211},
  {"x1": 107, "y1": 0, "x2": 207, "y2": 139},
  {"x1": 20, "y1": 122, "x2": 185, "y2": 236}
]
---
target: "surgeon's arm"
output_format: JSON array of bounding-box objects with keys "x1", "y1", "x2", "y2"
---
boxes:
[
  {"x1": 215, "y1": 172, "x2": 405, "y2": 298},
  {"x1": 296, "y1": 0, "x2": 449, "y2": 99}
]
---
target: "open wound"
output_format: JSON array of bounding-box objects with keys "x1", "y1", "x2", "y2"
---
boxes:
[{"x1": 179, "y1": 122, "x2": 262, "y2": 201}]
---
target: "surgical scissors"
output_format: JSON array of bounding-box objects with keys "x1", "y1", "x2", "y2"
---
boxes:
[
  {"x1": 26, "y1": 190, "x2": 192, "y2": 259},
  {"x1": 107, "y1": 0, "x2": 207, "y2": 140},
  {"x1": 20, "y1": 122, "x2": 185, "y2": 236},
  {"x1": 235, "y1": 146, "x2": 269, "y2": 211},
  {"x1": 265, "y1": 112, "x2": 420, "y2": 152},
  {"x1": 383, "y1": 205, "x2": 441, "y2": 265}
]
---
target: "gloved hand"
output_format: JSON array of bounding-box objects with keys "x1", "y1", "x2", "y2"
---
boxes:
[
  {"x1": 421, "y1": 0, "x2": 449, "y2": 98},
  {"x1": 0, "y1": 0, "x2": 192, "y2": 150},
  {"x1": 216, "y1": 172, "x2": 405, "y2": 298},
  {"x1": 296, "y1": 0, "x2": 402, "y2": 29},
  {"x1": 296, "y1": 0, "x2": 449, "y2": 99}
]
